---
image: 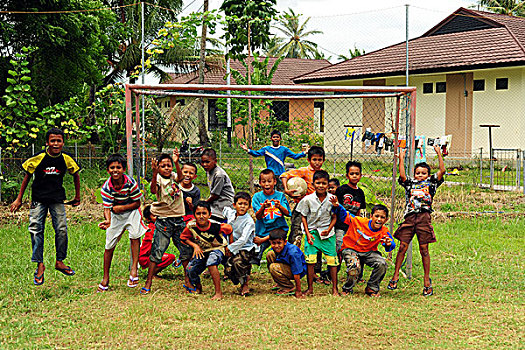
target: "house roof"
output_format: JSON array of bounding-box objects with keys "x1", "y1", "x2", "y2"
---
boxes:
[
  {"x1": 164, "y1": 57, "x2": 331, "y2": 85},
  {"x1": 294, "y1": 8, "x2": 525, "y2": 83}
]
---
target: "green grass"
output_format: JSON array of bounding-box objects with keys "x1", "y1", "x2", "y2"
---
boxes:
[{"x1": 0, "y1": 216, "x2": 523, "y2": 349}]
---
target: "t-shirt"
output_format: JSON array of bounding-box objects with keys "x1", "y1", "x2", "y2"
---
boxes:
[
  {"x1": 338, "y1": 210, "x2": 395, "y2": 253},
  {"x1": 223, "y1": 207, "x2": 256, "y2": 255},
  {"x1": 207, "y1": 165, "x2": 235, "y2": 219},
  {"x1": 252, "y1": 190, "x2": 290, "y2": 237},
  {"x1": 180, "y1": 220, "x2": 233, "y2": 254},
  {"x1": 273, "y1": 242, "x2": 307, "y2": 277},
  {"x1": 22, "y1": 149, "x2": 80, "y2": 203},
  {"x1": 101, "y1": 174, "x2": 143, "y2": 209},
  {"x1": 295, "y1": 192, "x2": 336, "y2": 239},
  {"x1": 399, "y1": 174, "x2": 444, "y2": 217},
  {"x1": 335, "y1": 184, "x2": 366, "y2": 231},
  {"x1": 151, "y1": 172, "x2": 185, "y2": 218},
  {"x1": 139, "y1": 222, "x2": 156, "y2": 259},
  {"x1": 280, "y1": 165, "x2": 317, "y2": 203},
  {"x1": 181, "y1": 184, "x2": 201, "y2": 216},
  {"x1": 248, "y1": 145, "x2": 306, "y2": 177}
]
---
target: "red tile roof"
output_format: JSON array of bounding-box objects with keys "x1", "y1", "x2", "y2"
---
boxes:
[
  {"x1": 164, "y1": 57, "x2": 331, "y2": 85},
  {"x1": 294, "y1": 8, "x2": 525, "y2": 83}
]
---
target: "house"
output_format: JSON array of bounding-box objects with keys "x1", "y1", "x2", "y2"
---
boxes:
[
  {"x1": 159, "y1": 57, "x2": 331, "y2": 143},
  {"x1": 294, "y1": 7, "x2": 525, "y2": 156}
]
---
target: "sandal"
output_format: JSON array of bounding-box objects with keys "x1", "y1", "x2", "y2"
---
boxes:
[
  {"x1": 365, "y1": 287, "x2": 380, "y2": 297},
  {"x1": 270, "y1": 285, "x2": 280, "y2": 291},
  {"x1": 97, "y1": 284, "x2": 108, "y2": 293},
  {"x1": 275, "y1": 289, "x2": 295, "y2": 296},
  {"x1": 423, "y1": 278, "x2": 433, "y2": 297},
  {"x1": 127, "y1": 275, "x2": 139, "y2": 288},
  {"x1": 55, "y1": 265, "x2": 76, "y2": 276},
  {"x1": 183, "y1": 284, "x2": 197, "y2": 294},
  {"x1": 33, "y1": 269, "x2": 45, "y2": 286},
  {"x1": 140, "y1": 287, "x2": 150, "y2": 295},
  {"x1": 387, "y1": 279, "x2": 398, "y2": 290}
]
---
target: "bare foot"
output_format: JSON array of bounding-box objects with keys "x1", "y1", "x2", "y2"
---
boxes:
[
  {"x1": 211, "y1": 293, "x2": 223, "y2": 300},
  {"x1": 55, "y1": 261, "x2": 68, "y2": 270},
  {"x1": 332, "y1": 291, "x2": 340, "y2": 296},
  {"x1": 302, "y1": 289, "x2": 314, "y2": 296},
  {"x1": 240, "y1": 285, "x2": 250, "y2": 296},
  {"x1": 275, "y1": 288, "x2": 294, "y2": 295}
]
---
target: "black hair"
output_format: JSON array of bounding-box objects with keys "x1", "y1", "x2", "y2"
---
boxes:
[
  {"x1": 345, "y1": 160, "x2": 362, "y2": 174},
  {"x1": 234, "y1": 191, "x2": 251, "y2": 204},
  {"x1": 270, "y1": 130, "x2": 281, "y2": 137},
  {"x1": 313, "y1": 170, "x2": 330, "y2": 182},
  {"x1": 371, "y1": 204, "x2": 389, "y2": 218},
  {"x1": 193, "y1": 200, "x2": 211, "y2": 214},
  {"x1": 259, "y1": 168, "x2": 276, "y2": 180},
  {"x1": 143, "y1": 205, "x2": 153, "y2": 222},
  {"x1": 328, "y1": 178, "x2": 340, "y2": 187},
  {"x1": 182, "y1": 162, "x2": 198, "y2": 174},
  {"x1": 46, "y1": 127, "x2": 65, "y2": 142},
  {"x1": 414, "y1": 162, "x2": 431, "y2": 175},
  {"x1": 106, "y1": 153, "x2": 127, "y2": 169},
  {"x1": 201, "y1": 148, "x2": 217, "y2": 159},
  {"x1": 307, "y1": 146, "x2": 325, "y2": 160},
  {"x1": 157, "y1": 153, "x2": 173, "y2": 165},
  {"x1": 269, "y1": 228, "x2": 287, "y2": 241}
]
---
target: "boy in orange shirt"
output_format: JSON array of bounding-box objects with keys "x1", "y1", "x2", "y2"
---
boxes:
[{"x1": 332, "y1": 201, "x2": 395, "y2": 296}]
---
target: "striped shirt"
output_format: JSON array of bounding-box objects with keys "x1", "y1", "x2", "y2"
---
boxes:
[{"x1": 101, "y1": 174, "x2": 142, "y2": 209}]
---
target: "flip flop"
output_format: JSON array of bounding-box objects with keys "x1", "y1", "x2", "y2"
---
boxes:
[
  {"x1": 183, "y1": 284, "x2": 197, "y2": 294},
  {"x1": 140, "y1": 287, "x2": 150, "y2": 295},
  {"x1": 55, "y1": 265, "x2": 75, "y2": 276},
  {"x1": 97, "y1": 284, "x2": 108, "y2": 293},
  {"x1": 423, "y1": 278, "x2": 433, "y2": 297},
  {"x1": 172, "y1": 259, "x2": 182, "y2": 268},
  {"x1": 275, "y1": 290, "x2": 295, "y2": 296},
  {"x1": 33, "y1": 269, "x2": 44, "y2": 286},
  {"x1": 387, "y1": 279, "x2": 398, "y2": 290},
  {"x1": 270, "y1": 285, "x2": 280, "y2": 291},
  {"x1": 127, "y1": 275, "x2": 139, "y2": 288}
]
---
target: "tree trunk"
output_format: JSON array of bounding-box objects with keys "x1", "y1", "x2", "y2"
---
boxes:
[{"x1": 197, "y1": 0, "x2": 211, "y2": 146}]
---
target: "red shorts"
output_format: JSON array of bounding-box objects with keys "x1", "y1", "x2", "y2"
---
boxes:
[
  {"x1": 394, "y1": 212, "x2": 436, "y2": 245},
  {"x1": 139, "y1": 253, "x2": 176, "y2": 269}
]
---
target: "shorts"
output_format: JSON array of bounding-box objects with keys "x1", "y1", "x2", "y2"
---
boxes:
[
  {"x1": 150, "y1": 217, "x2": 192, "y2": 264},
  {"x1": 105, "y1": 209, "x2": 146, "y2": 250},
  {"x1": 394, "y1": 211, "x2": 436, "y2": 245},
  {"x1": 304, "y1": 230, "x2": 338, "y2": 266}
]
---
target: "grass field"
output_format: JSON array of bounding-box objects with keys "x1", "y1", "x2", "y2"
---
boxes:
[{"x1": 1, "y1": 214, "x2": 523, "y2": 349}]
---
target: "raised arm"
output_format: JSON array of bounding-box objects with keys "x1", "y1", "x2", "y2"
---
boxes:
[
  {"x1": 398, "y1": 147, "x2": 407, "y2": 183},
  {"x1": 173, "y1": 149, "x2": 183, "y2": 183},
  {"x1": 284, "y1": 147, "x2": 307, "y2": 160},
  {"x1": 434, "y1": 145, "x2": 446, "y2": 181}
]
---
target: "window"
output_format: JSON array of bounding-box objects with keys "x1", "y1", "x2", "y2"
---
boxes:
[
  {"x1": 164, "y1": 100, "x2": 170, "y2": 108},
  {"x1": 314, "y1": 101, "x2": 325, "y2": 132},
  {"x1": 271, "y1": 101, "x2": 289, "y2": 123},
  {"x1": 423, "y1": 83, "x2": 433, "y2": 94},
  {"x1": 496, "y1": 78, "x2": 508, "y2": 90},
  {"x1": 176, "y1": 99, "x2": 185, "y2": 106},
  {"x1": 436, "y1": 82, "x2": 446, "y2": 93},
  {"x1": 208, "y1": 99, "x2": 226, "y2": 131},
  {"x1": 473, "y1": 79, "x2": 485, "y2": 91}
]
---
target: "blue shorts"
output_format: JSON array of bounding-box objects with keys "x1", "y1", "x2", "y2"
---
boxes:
[{"x1": 186, "y1": 250, "x2": 225, "y2": 286}]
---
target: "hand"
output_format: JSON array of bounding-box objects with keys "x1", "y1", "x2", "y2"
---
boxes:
[
  {"x1": 285, "y1": 189, "x2": 300, "y2": 198},
  {"x1": 301, "y1": 144, "x2": 309, "y2": 153},
  {"x1": 329, "y1": 196, "x2": 339, "y2": 207},
  {"x1": 262, "y1": 199, "x2": 272, "y2": 208},
  {"x1": 151, "y1": 158, "x2": 158, "y2": 173},
  {"x1": 98, "y1": 219, "x2": 110, "y2": 230},
  {"x1": 10, "y1": 199, "x2": 22, "y2": 213},
  {"x1": 380, "y1": 236, "x2": 392, "y2": 245},
  {"x1": 271, "y1": 199, "x2": 280, "y2": 206},
  {"x1": 186, "y1": 197, "x2": 193, "y2": 205},
  {"x1": 172, "y1": 148, "x2": 180, "y2": 164},
  {"x1": 306, "y1": 233, "x2": 314, "y2": 245},
  {"x1": 397, "y1": 148, "x2": 406, "y2": 159},
  {"x1": 433, "y1": 145, "x2": 441, "y2": 154},
  {"x1": 192, "y1": 246, "x2": 204, "y2": 260},
  {"x1": 240, "y1": 144, "x2": 249, "y2": 152},
  {"x1": 224, "y1": 247, "x2": 232, "y2": 257},
  {"x1": 320, "y1": 229, "x2": 329, "y2": 236},
  {"x1": 253, "y1": 236, "x2": 265, "y2": 245}
]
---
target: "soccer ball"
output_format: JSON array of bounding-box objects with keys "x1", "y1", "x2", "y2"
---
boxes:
[{"x1": 287, "y1": 177, "x2": 308, "y2": 197}]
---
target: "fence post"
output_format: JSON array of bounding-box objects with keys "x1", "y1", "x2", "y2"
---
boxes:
[
  {"x1": 523, "y1": 150, "x2": 525, "y2": 195},
  {"x1": 0, "y1": 147, "x2": 2, "y2": 203},
  {"x1": 515, "y1": 150, "x2": 520, "y2": 188},
  {"x1": 479, "y1": 147, "x2": 483, "y2": 186},
  {"x1": 489, "y1": 148, "x2": 494, "y2": 190},
  {"x1": 333, "y1": 145, "x2": 336, "y2": 177},
  {"x1": 75, "y1": 142, "x2": 78, "y2": 161}
]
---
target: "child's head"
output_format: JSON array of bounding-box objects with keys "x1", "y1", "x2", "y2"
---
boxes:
[
  {"x1": 142, "y1": 205, "x2": 156, "y2": 223},
  {"x1": 370, "y1": 204, "x2": 389, "y2": 230},
  {"x1": 181, "y1": 162, "x2": 198, "y2": 187},
  {"x1": 414, "y1": 162, "x2": 431, "y2": 181},
  {"x1": 345, "y1": 160, "x2": 362, "y2": 187},
  {"x1": 45, "y1": 128, "x2": 65, "y2": 155},
  {"x1": 200, "y1": 148, "x2": 217, "y2": 172},
  {"x1": 193, "y1": 201, "x2": 212, "y2": 227},
  {"x1": 106, "y1": 154, "x2": 126, "y2": 180},
  {"x1": 259, "y1": 169, "x2": 277, "y2": 195},
  {"x1": 233, "y1": 191, "x2": 251, "y2": 216},
  {"x1": 270, "y1": 130, "x2": 282, "y2": 146},
  {"x1": 328, "y1": 178, "x2": 340, "y2": 195},
  {"x1": 269, "y1": 228, "x2": 287, "y2": 253},
  {"x1": 313, "y1": 170, "x2": 330, "y2": 196},
  {"x1": 156, "y1": 153, "x2": 174, "y2": 177},
  {"x1": 307, "y1": 146, "x2": 325, "y2": 170}
]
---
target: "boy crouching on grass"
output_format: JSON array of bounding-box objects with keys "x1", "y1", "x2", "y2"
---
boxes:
[
  {"x1": 266, "y1": 229, "x2": 306, "y2": 298},
  {"x1": 181, "y1": 201, "x2": 233, "y2": 300},
  {"x1": 223, "y1": 192, "x2": 256, "y2": 296},
  {"x1": 333, "y1": 202, "x2": 395, "y2": 297},
  {"x1": 98, "y1": 154, "x2": 146, "y2": 292}
]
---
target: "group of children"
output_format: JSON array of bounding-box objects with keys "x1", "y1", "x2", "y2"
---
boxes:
[{"x1": 10, "y1": 128, "x2": 445, "y2": 299}]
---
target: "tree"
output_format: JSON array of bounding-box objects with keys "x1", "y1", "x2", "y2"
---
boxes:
[
  {"x1": 478, "y1": 0, "x2": 525, "y2": 15},
  {"x1": 338, "y1": 46, "x2": 366, "y2": 61},
  {"x1": 265, "y1": 8, "x2": 323, "y2": 59}
]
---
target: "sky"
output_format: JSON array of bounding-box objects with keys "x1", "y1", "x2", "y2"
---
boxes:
[{"x1": 180, "y1": 0, "x2": 479, "y2": 61}]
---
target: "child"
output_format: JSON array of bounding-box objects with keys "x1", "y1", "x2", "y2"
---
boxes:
[
  {"x1": 141, "y1": 150, "x2": 191, "y2": 295},
  {"x1": 241, "y1": 130, "x2": 307, "y2": 191},
  {"x1": 333, "y1": 202, "x2": 395, "y2": 297},
  {"x1": 10, "y1": 127, "x2": 80, "y2": 286},
  {"x1": 181, "y1": 201, "x2": 233, "y2": 300},
  {"x1": 223, "y1": 192, "x2": 256, "y2": 296},
  {"x1": 266, "y1": 228, "x2": 306, "y2": 298},
  {"x1": 388, "y1": 146, "x2": 445, "y2": 296},
  {"x1": 296, "y1": 170, "x2": 339, "y2": 296},
  {"x1": 138, "y1": 205, "x2": 176, "y2": 275},
  {"x1": 280, "y1": 146, "x2": 325, "y2": 246},
  {"x1": 180, "y1": 162, "x2": 201, "y2": 223},
  {"x1": 200, "y1": 148, "x2": 235, "y2": 222},
  {"x1": 98, "y1": 153, "x2": 146, "y2": 292},
  {"x1": 251, "y1": 169, "x2": 291, "y2": 266}
]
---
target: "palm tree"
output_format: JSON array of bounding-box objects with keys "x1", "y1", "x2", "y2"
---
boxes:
[
  {"x1": 266, "y1": 8, "x2": 323, "y2": 59},
  {"x1": 338, "y1": 46, "x2": 366, "y2": 61},
  {"x1": 478, "y1": 0, "x2": 525, "y2": 16}
]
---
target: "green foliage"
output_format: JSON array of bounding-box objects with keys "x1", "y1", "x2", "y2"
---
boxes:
[
  {"x1": 338, "y1": 46, "x2": 366, "y2": 61},
  {"x1": 478, "y1": 0, "x2": 525, "y2": 16}
]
